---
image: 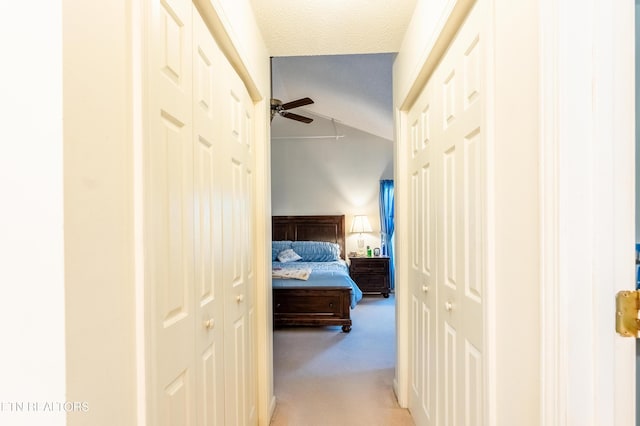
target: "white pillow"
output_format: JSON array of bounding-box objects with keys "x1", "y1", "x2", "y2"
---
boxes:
[{"x1": 277, "y1": 248, "x2": 302, "y2": 263}]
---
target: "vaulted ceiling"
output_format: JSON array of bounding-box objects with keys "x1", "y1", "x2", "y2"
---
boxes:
[
  {"x1": 250, "y1": 0, "x2": 418, "y2": 141},
  {"x1": 270, "y1": 54, "x2": 395, "y2": 140}
]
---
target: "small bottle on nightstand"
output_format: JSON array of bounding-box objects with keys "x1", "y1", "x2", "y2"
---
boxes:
[{"x1": 366, "y1": 246, "x2": 372, "y2": 257}]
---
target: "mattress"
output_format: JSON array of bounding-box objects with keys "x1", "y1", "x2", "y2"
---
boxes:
[{"x1": 272, "y1": 260, "x2": 363, "y2": 308}]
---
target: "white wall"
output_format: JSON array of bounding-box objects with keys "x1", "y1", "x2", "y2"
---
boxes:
[
  {"x1": 63, "y1": 0, "x2": 138, "y2": 424},
  {"x1": 271, "y1": 126, "x2": 393, "y2": 254},
  {"x1": 490, "y1": 0, "x2": 540, "y2": 422},
  {"x1": 394, "y1": 0, "x2": 451, "y2": 106},
  {"x1": 0, "y1": 2, "x2": 66, "y2": 426}
]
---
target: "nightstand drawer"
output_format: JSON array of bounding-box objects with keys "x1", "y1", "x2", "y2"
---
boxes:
[
  {"x1": 350, "y1": 257, "x2": 388, "y2": 269},
  {"x1": 355, "y1": 275, "x2": 387, "y2": 289},
  {"x1": 350, "y1": 261, "x2": 387, "y2": 274}
]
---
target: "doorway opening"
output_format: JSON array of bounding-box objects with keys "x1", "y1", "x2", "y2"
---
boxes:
[{"x1": 269, "y1": 53, "x2": 405, "y2": 424}]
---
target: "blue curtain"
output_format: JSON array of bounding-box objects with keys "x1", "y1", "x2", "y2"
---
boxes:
[{"x1": 379, "y1": 180, "x2": 395, "y2": 289}]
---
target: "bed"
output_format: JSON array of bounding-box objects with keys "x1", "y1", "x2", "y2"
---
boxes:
[{"x1": 272, "y1": 215, "x2": 363, "y2": 332}]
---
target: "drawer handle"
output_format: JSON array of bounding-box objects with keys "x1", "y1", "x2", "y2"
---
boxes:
[
  {"x1": 422, "y1": 285, "x2": 430, "y2": 293},
  {"x1": 445, "y1": 301, "x2": 453, "y2": 312},
  {"x1": 203, "y1": 319, "x2": 215, "y2": 330},
  {"x1": 237, "y1": 294, "x2": 244, "y2": 303}
]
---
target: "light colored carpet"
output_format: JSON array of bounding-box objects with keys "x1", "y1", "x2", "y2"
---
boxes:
[{"x1": 270, "y1": 294, "x2": 415, "y2": 426}]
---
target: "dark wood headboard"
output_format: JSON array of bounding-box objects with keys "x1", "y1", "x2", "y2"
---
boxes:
[{"x1": 272, "y1": 215, "x2": 346, "y2": 259}]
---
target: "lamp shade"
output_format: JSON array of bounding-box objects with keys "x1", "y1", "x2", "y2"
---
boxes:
[{"x1": 350, "y1": 215, "x2": 372, "y2": 233}]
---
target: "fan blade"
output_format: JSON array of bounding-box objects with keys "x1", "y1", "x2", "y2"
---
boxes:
[
  {"x1": 281, "y1": 97, "x2": 314, "y2": 110},
  {"x1": 281, "y1": 111, "x2": 313, "y2": 124}
]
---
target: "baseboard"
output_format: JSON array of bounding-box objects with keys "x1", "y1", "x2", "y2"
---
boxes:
[
  {"x1": 268, "y1": 395, "x2": 277, "y2": 423},
  {"x1": 393, "y1": 377, "x2": 406, "y2": 408}
]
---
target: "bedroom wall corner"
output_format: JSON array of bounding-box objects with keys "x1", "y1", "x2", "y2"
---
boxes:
[{"x1": 270, "y1": 131, "x2": 393, "y2": 255}]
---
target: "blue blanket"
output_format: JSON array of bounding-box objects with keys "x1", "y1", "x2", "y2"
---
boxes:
[{"x1": 272, "y1": 260, "x2": 363, "y2": 309}]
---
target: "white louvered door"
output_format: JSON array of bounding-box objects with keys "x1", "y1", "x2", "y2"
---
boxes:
[
  {"x1": 147, "y1": 2, "x2": 257, "y2": 425},
  {"x1": 407, "y1": 3, "x2": 485, "y2": 425}
]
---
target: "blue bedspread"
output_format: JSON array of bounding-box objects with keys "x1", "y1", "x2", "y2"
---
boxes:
[{"x1": 272, "y1": 260, "x2": 363, "y2": 309}]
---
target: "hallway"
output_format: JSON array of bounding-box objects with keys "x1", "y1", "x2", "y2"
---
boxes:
[
  {"x1": 270, "y1": 295, "x2": 414, "y2": 426},
  {"x1": 4, "y1": 1, "x2": 634, "y2": 425}
]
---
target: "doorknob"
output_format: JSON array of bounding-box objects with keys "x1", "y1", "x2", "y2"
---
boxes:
[{"x1": 203, "y1": 319, "x2": 215, "y2": 330}]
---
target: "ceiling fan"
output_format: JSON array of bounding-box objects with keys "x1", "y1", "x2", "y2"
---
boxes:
[{"x1": 270, "y1": 97, "x2": 314, "y2": 124}]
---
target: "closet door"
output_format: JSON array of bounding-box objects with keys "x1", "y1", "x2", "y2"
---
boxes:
[
  {"x1": 220, "y1": 52, "x2": 258, "y2": 426},
  {"x1": 147, "y1": 0, "x2": 196, "y2": 424},
  {"x1": 435, "y1": 6, "x2": 484, "y2": 425},
  {"x1": 147, "y1": 3, "x2": 257, "y2": 425},
  {"x1": 406, "y1": 2, "x2": 485, "y2": 425},
  {"x1": 193, "y1": 11, "x2": 226, "y2": 426},
  {"x1": 407, "y1": 80, "x2": 438, "y2": 426}
]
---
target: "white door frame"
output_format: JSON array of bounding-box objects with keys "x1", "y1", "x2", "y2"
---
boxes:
[{"x1": 539, "y1": 0, "x2": 636, "y2": 424}]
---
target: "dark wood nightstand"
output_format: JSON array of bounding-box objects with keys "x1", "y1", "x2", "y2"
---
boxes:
[{"x1": 349, "y1": 256, "x2": 390, "y2": 298}]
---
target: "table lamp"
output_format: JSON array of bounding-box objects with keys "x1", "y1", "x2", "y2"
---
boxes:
[{"x1": 350, "y1": 215, "x2": 372, "y2": 256}]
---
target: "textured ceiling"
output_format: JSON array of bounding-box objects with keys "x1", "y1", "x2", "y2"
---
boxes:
[
  {"x1": 250, "y1": 0, "x2": 417, "y2": 56},
  {"x1": 252, "y1": 0, "x2": 417, "y2": 141}
]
